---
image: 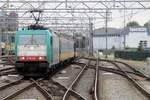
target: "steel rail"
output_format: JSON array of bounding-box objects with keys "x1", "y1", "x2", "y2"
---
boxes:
[
  {"x1": 74, "y1": 61, "x2": 144, "y2": 79},
  {"x1": 0, "y1": 70, "x2": 16, "y2": 76},
  {"x1": 86, "y1": 56, "x2": 148, "y2": 79},
  {"x1": 2, "y1": 82, "x2": 35, "y2": 100},
  {"x1": 83, "y1": 58, "x2": 150, "y2": 98},
  {"x1": 73, "y1": 61, "x2": 146, "y2": 78},
  {"x1": 0, "y1": 55, "x2": 15, "y2": 65},
  {"x1": 62, "y1": 62, "x2": 89, "y2": 100},
  {"x1": 50, "y1": 78, "x2": 85, "y2": 99},
  {"x1": 84, "y1": 57, "x2": 144, "y2": 76},
  {"x1": 94, "y1": 58, "x2": 99, "y2": 100},
  {"x1": 1, "y1": 79, "x2": 54, "y2": 100},
  {"x1": 0, "y1": 67, "x2": 15, "y2": 72},
  {"x1": 0, "y1": 67, "x2": 16, "y2": 76},
  {"x1": 0, "y1": 55, "x2": 14, "y2": 58},
  {"x1": 114, "y1": 60, "x2": 142, "y2": 73},
  {"x1": 0, "y1": 62, "x2": 15, "y2": 66},
  {"x1": 0, "y1": 78, "x2": 23, "y2": 91},
  {"x1": 102, "y1": 60, "x2": 147, "y2": 78},
  {"x1": 112, "y1": 61, "x2": 150, "y2": 98},
  {"x1": 100, "y1": 60, "x2": 145, "y2": 77},
  {"x1": 94, "y1": 58, "x2": 150, "y2": 99},
  {"x1": 31, "y1": 79, "x2": 54, "y2": 100}
]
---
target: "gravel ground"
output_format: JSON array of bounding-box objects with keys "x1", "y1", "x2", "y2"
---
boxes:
[
  {"x1": 0, "y1": 81, "x2": 31, "y2": 99},
  {"x1": 100, "y1": 61, "x2": 117, "y2": 69},
  {"x1": 0, "y1": 75, "x2": 23, "y2": 87},
  {"x1": 0, "y1": 77, "x2": 11, "y2": 86},
  {"x1": 12, "y1": 87, "x2": 46, "y2": 100},
  {"x1": 0, "y1": 64, "x2": 14, "y2": 70},
  {"x1": 52, "y1": 59, "x2": 90, "y2": 99},
  {"x1": 52, "y1": 64, "x2": 82, "y2": 88},
  {"x1": 114, "y1": 62, "x2": 136, "y2": 72},
  {"x1": 90, "y1": 60, "x2": 117, "y2": 69},
  {"x1": 139, "y1": 80, "x2": 150, "y2": 91},
  {"x1": 52, "y1": 56, "x2": 88, "y2": 87},
  {"x1": 78, "y1": 58, "x2": 89, "y2": 64},
  {"x1": 68, "y1": 95, "x2": 78, "y2": 100},
  {"x1": 115, "y1": 59, "x2": 147, "y2": 72},
  {"x1": 99, "y1": 70, "x2": 149, "y2": 100},
  {"x1": 74, "y1": 68, "x2": 95, "y2": 100}
]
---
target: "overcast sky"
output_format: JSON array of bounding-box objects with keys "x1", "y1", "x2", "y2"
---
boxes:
[
  {"x1": 94, "y1": 9, "x2": 150, "y2": 29},
  {"x1": 1, "y1": 0, "x2": 150, "y2": 30}
]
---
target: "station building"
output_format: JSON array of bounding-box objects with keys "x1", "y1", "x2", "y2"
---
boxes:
[{"x1": 93, "y1": 27, "x2": 150, "y2": 51}]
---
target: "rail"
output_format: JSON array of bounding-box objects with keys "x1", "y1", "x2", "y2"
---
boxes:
[{"x1": 62, "y1": 61, "x2": 89, "y2": 100}]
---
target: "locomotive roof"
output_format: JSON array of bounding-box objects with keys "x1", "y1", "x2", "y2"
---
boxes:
[
  {"x1": 27, "y1": 24, "x2": 48, "y2": 30},
  {"x1": 16, "y1": 28, "x2": 52, "y2": 36}
]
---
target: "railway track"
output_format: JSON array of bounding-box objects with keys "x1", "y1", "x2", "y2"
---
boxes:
[
  {"x1": 93, "y1": 58, "x2": 99, "y2": 100},
  {"x1": 0, "y1": 66, "x2": 16, "y2": 76},
  {"x1": 1, "y1": 57, "x2": 149, "y2": 99},
  {"x1": 59, "y1": 58, "x2": 101, "y2": 100},
  {"x1": 0, "y1": 58, "x2": 94, "y2": 100},
  {"x1": 74, "y1": 61, "x2": 146, "y2": 79},
  {"x1": 62, "y1": 60, "x2": 89, "y2": 100},
  {"x1": 0, "y1": 55, "x2": 16, "y2": 76},
  {"x1": 112, "y1": 61, "x2": 150, "y2": 98},
  {"x1": 85, "y1": 57, "x2": 145, "y2": 76},
  {"x1": 0, "y1": 68, "x2": 88, "y2": 100},
  {"x1": 0, "y1": 55, "x2": 15, "y2": 66},
  {"x1": 84, "y1": 57, "x2": 150, "y2": 99},
  {"x1": 0, "y1": 78, "x2": 53, "y2": 100}
]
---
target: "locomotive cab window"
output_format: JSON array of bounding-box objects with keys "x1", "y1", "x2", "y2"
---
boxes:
[{"x1": 18, "y1": 34, "x2": 46, "y2": 45}]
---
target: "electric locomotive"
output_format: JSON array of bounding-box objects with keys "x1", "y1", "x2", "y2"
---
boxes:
[
  {"x1": 14, "y1": 9, "x2": 89, "y2": 77},
  {"x1": 15, "y1": 10, "x2": 76, "y2": 77},
  {"x1": 15, "y1": 26, "x2": 76, "y2": 76}
]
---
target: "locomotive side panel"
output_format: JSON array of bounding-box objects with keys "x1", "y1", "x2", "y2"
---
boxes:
[
  {"x1": 60, "y1": 37, "x2": 74, "y2": 61},
  {"x1": 51, "y1": 35, "x2": 60, "y2": 65}
]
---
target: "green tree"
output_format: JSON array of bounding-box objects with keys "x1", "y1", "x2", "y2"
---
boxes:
[
  {"x1": 126, "y1": 21, "x2": 140, "y2": 27},
  {"x1": 144, "y1": 20, "x2": 150, "y2": 27}
]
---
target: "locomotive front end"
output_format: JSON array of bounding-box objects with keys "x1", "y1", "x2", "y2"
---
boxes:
[{"x1": 15, "y1": 30, "x2": 50, "y2": 77}]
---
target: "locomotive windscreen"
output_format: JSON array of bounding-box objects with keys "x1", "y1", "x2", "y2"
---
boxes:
[
  {"x1": 19, "y1": 34, "x2": 46, "y2": 45},
  {"x1": 17, "y1": 34, "x2": 47, "y2": 57}
]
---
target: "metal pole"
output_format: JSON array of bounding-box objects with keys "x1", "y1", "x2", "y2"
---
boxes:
[
  {"x1": 123, "y1": 0, "x2": 126, "y2": 49},
  {"x1": 105, "y1": 9, "x2": 108, "y2": 58},
  {"x1": 1, "y1": 29, "x2": 4, "y2": 55},
  {"x1": 65, "y1": 0, "x2": 67, "y2": 9},
  {"x1": 0, "y1": 31, "x2": 1, "y2": 55},
  {"x1": 89, "y1": 18, "x2": 93, "y2": 56}
]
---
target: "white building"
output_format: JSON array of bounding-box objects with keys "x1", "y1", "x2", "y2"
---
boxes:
[
  {"x1": 126, "y1": 27, "x2": 150, "y2": 48},
  {"x1": 93, "y1": 27, "x2": 150, "y2": 51}
]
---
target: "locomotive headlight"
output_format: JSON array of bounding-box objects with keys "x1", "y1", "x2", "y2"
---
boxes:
[
  {"x1": 30, "y1": 46, "x2": 34, "y2": 50},
  {"x1": 19, "y1": 56, "x2": 25, "y2": 60},
  {"x1": 39, "y1": 56, "x2": 42, "y2": 60},
  {"x1": 38, "y1": 56, "x2": 45, "y2": 60},
  {"x1": 22, "y1": 57, "x2": 25, "y2": 60}
]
